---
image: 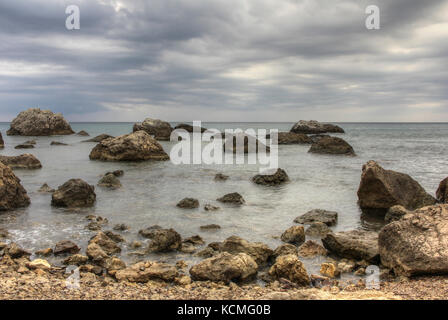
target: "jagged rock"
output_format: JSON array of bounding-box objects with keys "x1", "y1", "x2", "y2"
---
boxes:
[
  {"x1": 97, "y1": 173, "x2": 122, "y2": 189},
  {"x1": 50, "y1": 141, "x2": 68, "y2": 146},
  {"x1": 86, "y1": 221, "x2": 102, "y2": 231},
  {"x1": 27, "y1": 259, "x2": 51, "y2": 270},
  {"x1": 221, "y1": 236, "x2": 273, "y2": 265},
  {"x1": 106, "y1": 170, "x2": 124, "y2": 177},
  {"x1": 88, "y1": 231, "x2": 121, "y2": 255},
  {"x1": 189, "y1": 252, "x2": 258, "y2": 283},
  {"x1": 7, "y1": 108, "x2": 74, "y2": 136},
  {"x1": 82, "y1": 134, "x2": 114, "y2": 143},
  {"x1": 290, "y1": 120, "x2": 344, "y2": 134},
  {"x1": 298, "y1": 240, "x2": 328, "y2": 257},
  {"x1": 133, "y1": 118, "x2": 173, "y2": 140},
  {"x1": 294, "y1": 209, "x2": 338, "y2": 226},
  {"x1": 0, "y1": 228, "x2": 8, "y2": 238},
  {"x1": 322, "y1": 230, "x2": 379, "y2": 263},
  {"x1": 35, "y1": 248, "x2": 53, "y2": 256},
  {"x1": 113, "y1": 224, "x2": 129, "y2": 231},
  {"x1": 54, "y1": 240, "x2": 80, "y2": 255},
  {"x1": 436, "y1": 177, "x2": 448, "y2": 203},
  {"x1": 104, "y1": 231, "x2": 125, "y2": 243},
  {"x1": 174, "y1": 123, "x2": 207, "y2": 133},
  {"x1": 138, "y1": 225, "x2": 162, "y2": 238},
  {"x1": 63, "y1": 254, "x2": 88, "y2": 266},
  {"x1": 308, "y1": 136, "x2": 355, "y2": 155},
  {"x1": 76, "y1": 130, "x2": 89, "y2": 136},
  {"x1": 204, "y1": 204, "x2": 220, "y2": 211},
  {"x1": 268, "y1": 254, "x2": 310, "y2": 286},
  {"x1": 379, "y1": 204, "x2": 448, "y2": 276},
  {"x1": 277, "y1": 132, "x2": 312, "y2": 144},
  {"x1": 272, "y1": 244, "x2": 298, "y2": 260},
  {"x1": 176, "y1": 198, "x2": 199, "y2": 209},
  {"x1": 252, "y1": 168, "x2": 289, "y2": 186},
  {"x1": 79, "y1": 264, "x2": 103, "y2": 275},
  {"x1": 38, "y1": 183, "x2": 54, "y2": 193},
  {"x1": 115, "y1": 261, "x2": 178, "y2": 283},
  {"x1": 357, "y1": 160, "x2": 436, "y2": 212},
  {"x1": 6, "y1": 243, "x2": 31, "y2": 258},
  {"x1": 200, "y1": 224, "x2": 221, "y2": 230},
  {"x1": 223, "y1": 133, "x2": 270, "y2": 154},
  {"x1": 139, "y1": 227, "x2": 182, "y2": 252},
  {"x1": 385, "y1": 205, "x2": 409, "y2": 223},
  {"x1": 281, "y1": 226, "x2": 305, "y2": 245},
  {"x1": 15, "y1": 144, "x2": 34, "y2": 149},
  {"x1": 305, "y1": 222, "x2": 331, "y2": 237},
  {"x1": 183, "y1": 235, "x2": 204, "y2": 246},
  {"x1": 0, "y1": 132, "x2": 3, "y2": 148},
  {"x1": 51, "y1": 179, "x2": 96, "y2": 208},
  {"x1": 86, "y1": 243, "x2": 108, "y2": 264},
  {"x1": 0, "y1": 162, "x2": 30, "y2": 210},
  {"x1": 0, "y1": 154, "x2": 42, "y2": 170},
  {"x1": 217, "y1": 192, "x2": 245, "y2": 205},
  {"x1": 214, "y1": 173, "x2": 229, "y2": 181},
  {"x1": 104, "y1": 257, "x2": 126, "y2": 274},
  {"x1": 89, "y1": 131, "x2": 169, "y2": 161},
  {"x1": 320, "y1": 262, "x2": 340, "y2": 278}
]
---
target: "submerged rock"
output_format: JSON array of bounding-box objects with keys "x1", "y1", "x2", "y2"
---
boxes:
[
  {"x1": 436, "y1": 177, "x2": 448, "y2": 203},
  {"x1": 221, "y1": 236, "x2": 273, "y2": 265},
  {"x1": 217, "y1": 192, "x2": 245, "y2": 205},
  {"x1": 54, "y1": 240, "x2": 80, "y2": 255},
  {"x1": 268, "y1": 254, "x2": 310, "y2": 286},
  {"x1": 379, "y1": 204, "x2": 448, "y2": 276},
  {"x1": 277, "y1": 132, "x2": 312, "y2": 144},
  {"x1": 51, "y1": 179, "x2": 96, "y2": 208},
  {"x1": 281, "y1": 226, "x2": 305, "y2": 245},
  {"x1": 357, "y1": 160, "x2": 436, "y2": 212},
  {"x1": 290, "y1": 120, "x2": 344, "y2": 134},
  {"x1": 189, "y1": 252, "x2": 258, "y2": 283},
  {"x1": 115, "y1": 261, "x2": 178, "y2": 283},
  {"x1": 50, "y1": 141, "x2": 68, "y2": 146},
  {"x1": 7, "y1": 108, "x2": 74, "y2": 136},
  {"x1": 82, "y1": 134, "x2": 114, "y2": 143},
  {"x1": 133, "y1": 118, "x2": 173, "y2": 140},
  {"x1": 214, "y1": 173, "x2": 229, "y2": 181},
  {"x1": 0, "y1": 154, "x2": 42, "y2": 169},
  {"x1": 252, "y1": 168, "x2": 289, "y2": 186},
  {"x1": 200, "y1": 224, "x2": 221, "y2": 230},
  {"x1": 384, "y1": 205, "x2": 409, "y2": 223},
  {"x1": 15, "y1": 143, "x2": 34, "y2": 149},
  {"x1": 89, "y1": 131, "x2": 169, "y2": 161},
  {"x1": 97, "y1": 173, "x2": 122, "y2": 189},
  {"x1": 308, "y1": 136, "x2": 355, "y2": 155},
  {"x1": 176, "y1": 198, "x2": 199, "y2": 209},
  {"x1": 294, "y1": 209, "x2": 338, "y2": 226},
  {"x1": 0, "y1": 162, "x2": 30, "y2": 210}
]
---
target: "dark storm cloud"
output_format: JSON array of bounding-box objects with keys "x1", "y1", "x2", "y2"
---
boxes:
[{"x1": 0, "y1": 0, "x2": 447, "y2": 121}]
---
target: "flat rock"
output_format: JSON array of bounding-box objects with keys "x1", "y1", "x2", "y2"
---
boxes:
[
  {"x1": 15, "y1": 144, "x2": 34, "y2": 149},
  {"x1": 50, "y1": 141, "x2": 68, "y2": 146},
  {"x1": 294, "y1": 209, "x2": 338, "y2": 226},
  {"x1": 290, "y1": 120, "x2": 344, "y2": 134},
  {"x1": 308, "y1": 136, "x2": 355, "y2": 155},
  {"x1": 221, "y1": 235, "x2": 273, "y2": 265},
  {"x1": 54, "y1": 240, "x2": 80, "y2": 255},
  {"x1": 174, "y1": 123, "x2": 207, "y2": 133},
  {"x1": 0, "y1": 154, "x2": 42, "y2": 169}
]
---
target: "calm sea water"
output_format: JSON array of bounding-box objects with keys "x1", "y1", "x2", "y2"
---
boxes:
[{"x1": 1, "y1": 122, "x2": 447, "y2": 276}]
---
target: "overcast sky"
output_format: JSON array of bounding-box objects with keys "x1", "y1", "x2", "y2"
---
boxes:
[{"x1": 0, "y1": 0, "x2": 447, "y2": 122}]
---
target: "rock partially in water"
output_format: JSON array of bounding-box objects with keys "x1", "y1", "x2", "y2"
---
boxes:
[
  {"x1": 89, "y1": 131, "x2": 169, "y2": 161},
  {"x1": 294, "y1": 209, "x2": 338, "y2": 226},
  {"x1": 252, "y1": 168, "x2": 289, "y2": 186},
  {"x1": 298, "y1": 240, "x2": 328, "y2": 258},
  {"x1": 305, "y1": 222, "x2": 331, "y2": 237},
  {"x1": 51, "y1": 179, "x2": 96, "y2": 208},
  {"x1": 183, "y1": 235, "x2": 205, "y2": 246},
  {"x1": 0, "y1": 132, "x2": 3, "y2": 148},
  {"x1": 308, "y1": 136, "x2": 355, "y2": 155},
  {"x1": 38, "y1": 183, "x2": 55, "y2": 193},
  {"x1": 223, "y1": 133, "x2": 270, "y2": 154},
  {"x1": 436, "y1": 177, "x2": 448, "y2": 203},
  {"x1": 322, "y1": 230, "x2": 379, "y2": 263},
  {"x1": 115, "y1": 261, "x2": 178, "y2": 283},
  {"x1": 113, "y1": 223, "x2": 129, "y2": 231},
  {"x1": 277, "y1": 132, "x2": 312, "y2": 145},
  {"x1": 97, "y1": 173, "x2": 122, "y2": 189},
  {"x1": 200, "y1": 224, "x2": 221, "y2": 230},
  {"x1": 221, "y1": 235, "x2": 273, "y2": 265},
  {"x1": 0, "y1": 162, "x2": 30, "y2": 211},
  {"x1": 50, "y1": 141, "x2": 68, "y2": 146},
  {"x1": 357, "y1": 160, "x2": 436, "y2": 212},
  {"x1": 6, "y1": 243, "x2": 31, "y2": 258},
  {"x1": 0, "y1": 154, "x2": 42, "y2": 170},
  {"x1": 268, "y1": 254, "x2": 310, "y2": 286},
  {"x1": 320, "y1": 262, "x2": 340, "y2": 278},
  {"x1": 63, "y1": 254, "x2": 88, "y2": 266},
  {"x1": 204, "y1": 204, "x2": 220, "y2": 211},
  {"x1": 143, "y1": 228, "x2": 182, "y2": 253},
  {"x1": 385, "y1": 205, "x2": 409, "y2": 223},
  {"x1": 133, "y1": 118, "x2": 173, "y2": 140},
  {"x1": 290, "y1": 120, "x2": 344, "y2": 134},
  {"x1": 189, "y1": 252, "x2": 258, "y2": 283},
  {"x1": 106, "y1": 170, "x2": 124, "y2": 177},
  {"x1": 15, "y1": 143, "x2": 34, "y2": 149},
  {"x1": 281, "y1": 226, "x2": 305, "y2": 245},
  {"x1": 82, "y1": 134, "x2": 114, "y2": 143},
  {"x1": 379, "y1": 204, "x2": 448, "y2": 276},
  {"x1": 76, "y1": 130, "x2": 89, "y2": 136},
  {"x1": 217, "y1": 192, "x2": 245, "y2": 205},
  {"x1": 35, "y1": 248, "x2": 53, "y2": 256},
  {"x1": 214, "y1": 173, "x2": 229, "y2": 181},
  {"x1": 174, "y1": 123, "x2": 207, "y2": 133},
  {"x1": 54, "y1": 240, "x2": 80, "y2": 255},
  {"x1": 89, "y1": 231, "x2": 121, "y2": 255},
  {"x1": 176, "y1": 198, "x2": 199, "y2": 209},
  {"x1": 7, "y1": 108, "x2": 74, "y2": 136},
  {"x1": 272, "y1": 244, "x2": 298, "y2": 260}
]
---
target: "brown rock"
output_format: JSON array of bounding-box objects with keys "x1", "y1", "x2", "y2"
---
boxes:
[
  {"x1": 298, "y1": 240, "x2": 328, "y2": 257},
  {"x1": 320, "y1": 262, "x2": 340, "y2": 278},
  {"x1": 272, "y1": 244, "x2": 298, "y2": 260},
  {"x1": 217, "y1": 192, "x2": 245, "y2": 205},
  {"x1": 0, "y1": 132, "x2": 3, "y2": 148},
  {"x1": 97, "y1": 173, "x2": 122, "y2": 189},
  {"x1": 63, "y1": 254, "x2": 89, "y2": 265},
  {"x1": 214, "y1": 173, "x2": 229, "y2": 181},
  {"x1": 385, "y1": 205, "x2": 409, "y2": 223},
  {"x1": 38, "y1": 183, "x2": 54, "y2": 193},
  {"x1": 115, "y1": 261, "x2": 178, "y2": 282},
  {"x1": 176, "y1": 198, "x2": 199, "y2": 209},
  {"x1": 89, "y1": 231, "x2": 121, "y2": 255},
  {"x1": 305, "y1": 222, "x2": 331, "y2": 237},
  {"x1": 200, "y1": 224, "x2": 221, "y2": 230},
  {"x1": 0, "y1": 162, "x2": 30, "y2": 210},
  {"x1": 7, "y1": 243, "x2": 31, "y2": 258},
  {"x1": 143, "y1": 228, "x2": 182, "y2": 252},
  {"x1": 294, "y1": 209, "x2": 338, "y2": 226},
  {"x1": 436, "y1": 177, "x2": 448, "y2": 203},
  {"x1": 133, "y1": 118, "x2": 173, "y2": 140},
  {"x1": 82, "y1": 134, "x2": 114, "y2": 143},
  {"x1": 174, "y1": 123, "x2": 207, "y2": 133},
  {"x1": 0, "y1": 154, "x2": 42, "y2": 169},
  {"x1": 277, "y1": 132, "x2": 312, "y2": 144},
  {"x1": 15, "y1": 144, "x2": 34, "y2": 149},
  {"x1": 54, "y1": 240, "x2": 80, "y2": 255},
  {"x1": 76, "y1": 130, "x2": 89, "y2": 136},
  {"x1": 268, "y1": 254, "x2": 310, "y2": 286},
  {"x1": 281, "y1": 226, "x2": 305, "y2": 245},
  {"x1": 290, "y1": 120, "x2": 344, "y2": 134},
  {"x1": 50, "y1": 141, "x2": 68, "y2": 146},
  {"x1": 308, "y1": 136, "x2": 355, "y2": 155},
  {"x1": 221, "y1": 236, "x2": 273, "y2": 265},
  {"x1": 252, "y1": 168, "x2": 289, "y2": 186},
  {"x1": 51, "y1": 179, "x2": 96, "y2": 208}
]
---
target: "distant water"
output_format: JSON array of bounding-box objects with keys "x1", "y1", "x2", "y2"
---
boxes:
[{"x1": 0, "y1": 122, "x2": 447, "y2": 277}]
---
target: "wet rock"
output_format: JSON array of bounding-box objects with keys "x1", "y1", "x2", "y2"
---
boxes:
[
  {"x1": 86, "y1": 221, "x2": 102, "y2": 231},
  {"x1": 217, "y1": 192, "x2": 245, "y2": 205},
  {"x1": 138, "y1": 225, "x2": 162, "y2": 238},
  {"x1": 308, "y1": 136, "x2": 355, "y2": 155},
  {"x1": 183, "y1": 235, "x2": 205, "y2": 246},
  {"x1": 385, "y1": 205, "x2": 409, "y2": 223},
  {"x1": 200, "y1": 224, "x2": 221, "y2": 230},
  {"x1": 294, "y1": 209, "x2": 338, "y2": 226},
  {"x1": 0, "y1": 162, "x2": 30, "y2": 210},
  {"x1": 27, "y1": 259, "x2": 51, "y2": 270},
  {"x1": 0, "y1": 228, "x2": 8, "y2": 239},
  {"x1": 174, "y1": 123, "x2": 207, "y2": 133},
  {"x1": 113, "y1": 223, "x2": 129, "y2": 231},
  {"x1": 379, "y1": 204, "x2": 448, "y2": 276},
  {"x1": 76, "y1": 130, "x2": 89, "y2": 136},
  {"x1": 89, "y1": 231, "x2": 121, "y2": 256},
  {"x1": 195, "y1": 247, "x2": 218, "y2": 258},
  {"x1": 86, "y1": 243, "x2": 109, "y2": 264},
  {"x1": 63, "y1": 254, "x2": 88, "y2": 266},
  {"x1": 15, "y1": 143, "x2": 34, "y2": 149},
  {"x1": 223, "y1": 133, "x2": 270, "y2": 154},
  {"x1": 7, "y1": 243, "x2": 31, "y2": 258},
  {"x1": 252, "y1": 168, "x2": 289, "y2": 186},
  {"x1": 0, "y1": 154, "x2": 42, "y2": 169},
  {"x1": 436, "y1": 177, "x2": 448, "y2": 203},
  {"x1": 133, "y1": 118, "x2": 173, "y2": 140},
  {"x1": 272, "y1": 244, "x2": 298, "y2": 260},
  {"x1": 214, "y1": 173, "x2": 229, "y2": 181},
  {"x1": 144, "y1": 228, "x2": 182, "y2": 252},
  {"x1": 51, "y1": 179, "x2": 96, "y2": 208},
  {"x1": 50, "y1": 141, "x2": 68, "y2": 146},
  {"x1": 305, "y1": 222, "x2": 331, "y2": 237},
  {"x1": 180, "y1": 242, "x2": 196, "y2": 254},
  {"x1": 320, "y1": 262, "x2": 340, "y2": 278},
  {"x1": 221, "y1": 236, "x2": 273, "y2": 265},
  {"x1": 190, "y1": 252, "x2": 258, "y2": 283},
  {"x1": 54, "y1": 240, "x2": 80, "y2": 255},
  {"x1": 79, "y1": 264, "x2": 103, "y2": 275},
  {"x1": 176, "y1": 198, "x2": 199, "y2": 209},
  {"x1": 204, "y1": 204, "x2": 220, "y2": 211},
  {"x1": 290, "y1": 120, "x2": 344, "y2": 134},
  {"x1": 7, "y1": 108, "x2": 74, "y2": 136},
  {"x1": 357, "y1": 160, "x2": 436, "y2": 212},
  {"x1": 322, "y1": 230, "x2": 379, "y2": 263},
  {"x1": 130, "y1": 241, "x2": 142, "y2": 249},
  {"x1": 277, "y1": 132, "x2": 312, "y2": 144},
  {"x1": 86, "y1": 215, "x2": 108, "y2": 224},
  {"x1": 115, "y1": 261, "x2": 178, "y2": 282},
  {"x1": 298, "y1": 240, "x2": 328, "y2": 257},
  {"x1": 281, "y1": 226, "x2": 305, "y2": 245},
  {"x1": 0, "y1": 132, "x2": 3, "y2": 148},
  {"x1": 35, "y1": 248, "x2": 53, "y2": 256},
  {"x1": 268, "y1": 254, "x2": 310, "y2": 286},
  {"x1": 104, "y1": 231, "x2": 125, "y2": 243},
  {"x1": 38, "y1": 183, "x2": 54, "y2": 193},
  {"x1": 82, "y1": 134, "x2": 114, "y2": 143},
  {"x1": 24, "y1": 140, "x2": 36, "y2": 145},
  {"x1": 97, "y1": 173, "x2": 122, "y2": 189},
  {"x1": 89, "y1": 131, "x2": 169, "y2": 161},
  {"x1": 106, "y1": 170, "x2": 124, "y2": 177},
  {"x1": 105, "y1": 257, "x2": 126, "y2": 274}
]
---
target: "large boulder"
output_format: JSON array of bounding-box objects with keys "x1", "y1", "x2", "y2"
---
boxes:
[
  {"x1": 294, "y1": 209, "x2": 338, "y2": 226},
  {"x1": 51, "y1": 179, "x2": 96, "y2": 208},
  {"x1": 221, "y1": 236, "x2": 273, "y2": 265},
  {"x1": 322, "y1": 230, "x2": 379, "y2": 263},
  {"x1": 252, "y1": 168, "x2": 289, "y2": 186},
  {"x1": 189, "y1": 252, "x2": 258, "y2": 283},
  {"x1": 133, "y1": 118, "x2": 173, "y2": 140},
  {"x1": 0, "y1": 132, "x2": 3, "y2": 148},
  {"x1": 7, "y1": 108, "x2": 74, "y2": 136},
  {"x1": 0, "y1": 154, "x2": 42, "y2": 170},
  {"x1": 357, "y1": 160, "x2": 436, "y2": 213},
  {"x1": 308, "y1": 136, "x2": 355, "y2": 155},
  {"x1": 115, "y1": 261, "x2": 178, "y2": 283},
  {"x1": 290, "y1": 120, "x2": 344, "y2": 134},
  {"x1": 89, "y1": 131, "x2": 169, "y2": 161},
  {"x1": 223, "y1": 133, "x2": 270, "y2": 154},
  {"x1": 268, "y1": 254, "x2": 310, "y2": 286},
  {"x1": 0, "y1": 162, "x2": 30, "y2": 210},
  {"x1": 436, "y1": 177, "x2": 448, "y2": 203},
  {"x1": 277, "y1": 132, "x2": 312, "y2": 144},
  {"x1": 379, "y1": 204, "x2": 448, "y2": 276}
]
